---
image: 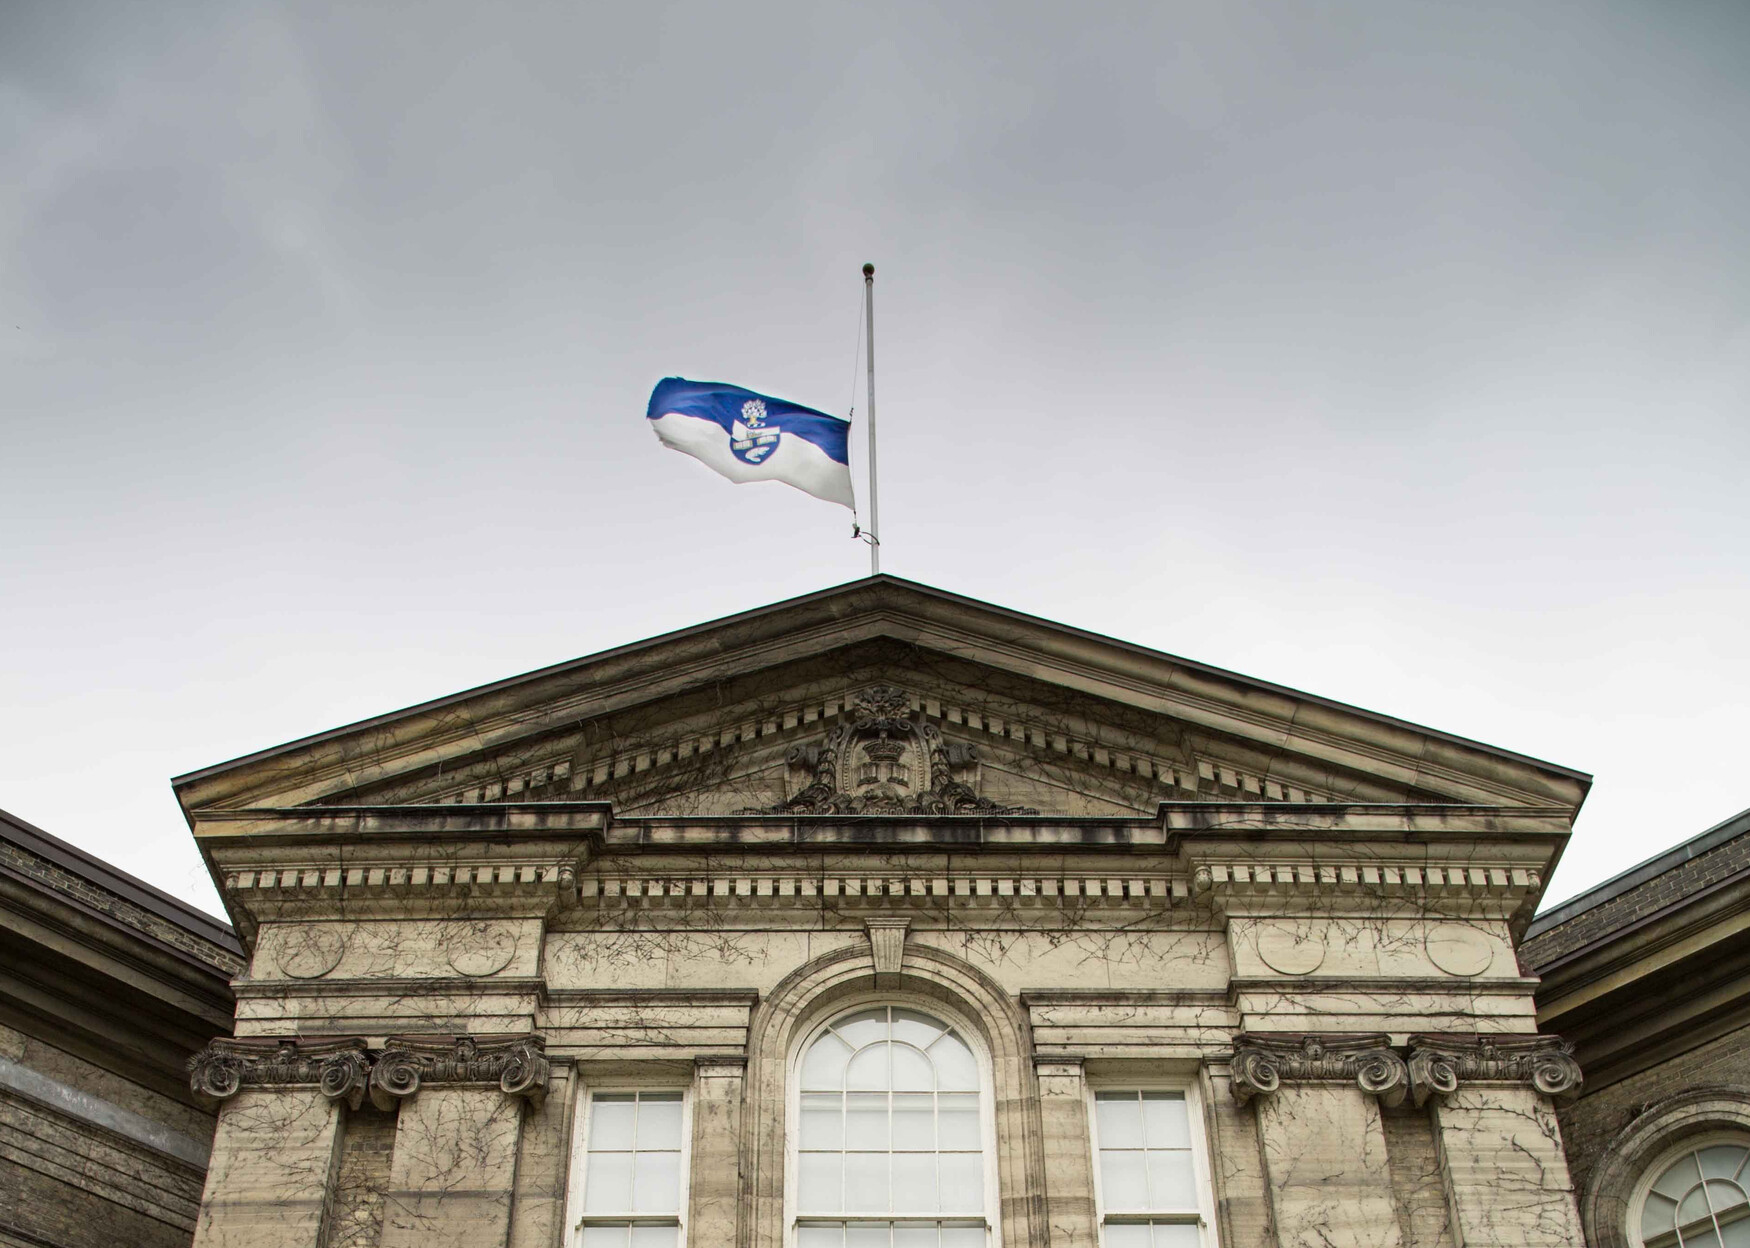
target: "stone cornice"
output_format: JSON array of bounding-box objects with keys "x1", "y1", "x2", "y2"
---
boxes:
[
  {"x1": 1407, "y1": 1033, "x2": 1583, "y2": 1106},
  {"x1": 187, "y1": 1034, "x2": 550, "y2": 1112},
  {"x1": 1229, "y1": 1033, "x2": 1409, "y2": 1107}
]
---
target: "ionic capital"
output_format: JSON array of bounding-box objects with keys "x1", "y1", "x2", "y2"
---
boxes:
[
  {"x1": 187, "y1": 1036, "x2": 372, "y2": 1109},
  {"x1": 1230, "y1": 1032, "x2": 1408, "y2": 1108},
  {"x1": 369, "y1": 1033, "x2": 550, "y2": 1110},
  {"x1": 1407, "y1": 1033, "x2": 1583, "y2": 1106}
]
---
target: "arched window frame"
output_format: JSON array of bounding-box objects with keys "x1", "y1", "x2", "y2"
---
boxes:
[
  {"x1": 1627, "y1": 1129, "x2": 1750, "y2": 1248},
  {"x1": 784, "y1": 994, "x2": 1003, "y2": 1248}
]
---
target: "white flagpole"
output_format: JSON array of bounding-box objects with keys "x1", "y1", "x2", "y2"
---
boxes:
[{"x1": 863, "y1": 262, "x2": 880, "y2": 576}]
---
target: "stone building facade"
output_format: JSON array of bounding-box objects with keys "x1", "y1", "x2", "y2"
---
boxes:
[
  {"x1": 170, "y1": 577, "x2": 1602, "y2": 1248},
  {"x1": 1524, "y1": 805, "x2": 1750, "y2": 1248},
  {"x1": 0, "y1": 805, "x2": 242, "y2": 1248}
]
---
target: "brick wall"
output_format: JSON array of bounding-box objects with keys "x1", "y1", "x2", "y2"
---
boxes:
[{"x1": 1558, "y1": 1020, "x2": 1750, "y2": 1198}]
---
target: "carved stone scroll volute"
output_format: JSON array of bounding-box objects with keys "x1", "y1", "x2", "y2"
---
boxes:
[
  {"x1": 1407, "y1": 1034, "x2": 1583, "y2": 1106},
  {"x1": 1230, "y1": 1033, "x2": 1408, "y2": 1108}
]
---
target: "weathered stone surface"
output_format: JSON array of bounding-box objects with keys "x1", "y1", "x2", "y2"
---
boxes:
[
  {"x1": 1429, "y1": 1086, "x2": 1583, "y2": 1247},
  {"x1": 1256, "y1": 1083, "x2": 1404, "y2": 1248},
  {"x1": 191, "y1": 1088, "x2": 341, "y2": 1248},
  {"x1": 378, "y1": 1088, "x2": 523, "y2": 1248}
]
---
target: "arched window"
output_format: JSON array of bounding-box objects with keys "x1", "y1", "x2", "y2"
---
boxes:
[
  {"x1": 1636, "y1": 1135, "x2": 1750, "y2": 1247},
  {"x1": 793, "y1": 1006, "x2": 989, "y2": 1248}
]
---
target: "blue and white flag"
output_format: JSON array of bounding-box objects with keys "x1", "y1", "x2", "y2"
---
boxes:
[{"x1": 646, "y1": 377, "x2": 855, "y2": 510}]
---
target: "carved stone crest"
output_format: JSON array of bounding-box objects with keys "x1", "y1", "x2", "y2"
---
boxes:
[
  {"x1": 1406, "y1": 1034, "x2": 1583, "y2": 1106},
  {"x1": 1230, "y1": 1032, "x2": 1408, "y2": 1107},
  {"x1": 755, "y1": 686, "x2": 1036, "y2": 816}
]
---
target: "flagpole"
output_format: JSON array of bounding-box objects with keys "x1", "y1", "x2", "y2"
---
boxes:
[{"x1": 863, "y1": 262, "x2": 880, "y2": 576}]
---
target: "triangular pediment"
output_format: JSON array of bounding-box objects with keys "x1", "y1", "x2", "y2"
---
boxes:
[{"x1": 172, "y1": 578, "x2": 1590, "y2": 822}]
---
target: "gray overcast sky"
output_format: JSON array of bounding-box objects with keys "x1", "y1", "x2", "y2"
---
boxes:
[{"x1": 3, "y1": 1, "x2": 1746, "y2": 918}]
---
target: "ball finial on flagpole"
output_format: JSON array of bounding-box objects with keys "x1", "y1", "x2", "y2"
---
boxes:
[{"x1": 863, "y1": 263, "x2": 874, "y2": 277}]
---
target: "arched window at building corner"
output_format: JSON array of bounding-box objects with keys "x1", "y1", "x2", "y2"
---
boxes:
[
  {"x1": 790, "y1": 1004, "x2": 995, "y2": 1248},
  {"x1": 1632, "y1": 1133, "x2": 1750, "y2": 1248}
]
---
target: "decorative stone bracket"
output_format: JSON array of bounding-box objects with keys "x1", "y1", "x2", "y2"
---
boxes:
[
  {"x1": 1406, "y1": 1033, "x2": 1583, "y2": 1106},
  {"x1": 1230, "y1": 1033, "x2": 1408, "y2": 1107},
  {"x1": 188, "y1": 1034, "x2": 549, "y2": 1112}
]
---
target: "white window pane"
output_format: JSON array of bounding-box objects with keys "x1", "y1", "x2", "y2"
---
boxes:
[
  {"x1": 1100, "y1": 1151, "x2": 1148, "y2": 1210},
  {"x1": 846, "y1": 1223, "x2": 890, "y2": 1248},
  {"x1": 1655, "y1": 1154, "x2": 1703, "y2": 1201},
  {"x1": 938, "y1": 1095, "x2": 980, "y2": 1150},
  {"x1": 584, "y1": 1151, "x2": 633, "y2": 1212},
  {"x1": 1152, "y1": 1224, "x2": 1202, "y2": 1248},
  {"x1": 893, "y1": 1044, "x2": 934, "y2": 1092},
  {"x1": 1095, "y1": 1093, "x2": 1144, "y2": 1150},
  {"x1": 845, "y1": 1153, "x2": 890, "y2": 1212},
  {"x1": 1680, "y1": 1185, "x2": 1715, "y2": 1228},
  {"x1": 929, "y1": 1035, "x2": 979, "y2": 1092},
  {"x1": 848, "y1": 1045, "x2": 891, "y2": 1091},
  {"x1": 891, "y1": 1010, "x2": 946, "y2": 1049},
  {"x1": 941, "y1": 1227, "x2": 986, "y2": 1248},
  {"x1": 848, "y1": 1092, "x2": 890, "y2": 1148},
  {"x1": 1103, "y1": 1224, "x2": 1151, "y2": 1248},
  {"x1": 939, "y1": 1151, "x2": 984, "y2": 1213},
  {"x1": 1141, "y1": 1094, "x2": 1190, "y2": 1150},
  {"x1": 893, "y1": 1151, "x2": 938, "y2": 1213},
  {"x1": 637, "y1": 1096, "x2": 683, "y2": 1150},
  {"x1": 1684, "y1": 1227, "x2": 1724, "y2": 1248},
  {"x1": 1642, "y1": 1191, "x2": 1678, "y2": 1239},
  {"x1": 1721, "y1": 1218, "x2": 1750, "y2": 1248},
  {"x1": 798, "y1": 1226, "x2": 844, "y2": 1248},
  {"x1": 893, "y1": 1225, "x2": 938, "y2": 1248},
  {"x1": 1146, "y1": 1150, "x2": 1197, "y2": 1210},
  {"x1": 630, "y1": 1226, "x2": 678, "y2": 1248},
  {"x1": 836, "y1": 1011, "x2": 889, "y2": 1050},
  {"x1": 892, "y1": 1093, "x2": 934, "y2": 1150},
  {"x1": 581, "y1": 1227, "x2": 629, "y2": 1248},
  {"x1": 805, "y1": 1034, "x2": 855, "y2": 1090},
  {"x1": 590, "y1": 1097, "x2": 638, "y2": 1150},
  {"x1": 632, "y1": 1151, "x2": 680, "y2": 1213},
  {"x1": 803, "y1": 1094, "x2": 845, "y2": 1149},
  {"x1": 799, "y1": 1153, "x2": 842, "y2": 1213},
  {"x1": 1702, "y1": 1147, "x2": 1750, "y2": 1182}
]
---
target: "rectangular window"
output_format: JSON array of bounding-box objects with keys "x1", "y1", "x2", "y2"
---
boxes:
[
  {"x1": 574, "y1": 1090, "x2": 688, "y2": 1248},
  {"x1": 1089, "y1": 1089, "x2": 1213, "y2": 1248}
]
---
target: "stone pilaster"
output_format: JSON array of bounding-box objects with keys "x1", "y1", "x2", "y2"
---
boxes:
[
  {"x1": 368, "y1": 1035, "x2": 550, "y2": 1248},
  {"x1": 1232, "y1": 1034, "x2": 1408, "y2": 1248},
  {"x1": 1408, "y1": 1035, "x2": 1584, "y2": 1248},
  {"x1": 689, "y1": 1055, "x2": 747, "y2": 1248},
  {"x1": 186, "y1": 1039, "x2": 371, "y2": 1248},
  {"x1": 1033, "y1": 1057, "x2": 1100, "y2": 1248}
]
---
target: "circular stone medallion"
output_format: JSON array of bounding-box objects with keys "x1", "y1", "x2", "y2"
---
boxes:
[
  {"x1": 447, "y1": 922, "x2": 517, "y2": 977},
  {"x1": 1425, "y1": 922, "x2": 1494, "y2": 977},
  {"x1": 275, "y1": 925, "x2": 347, "y2": 979},
  {"x1": 1255, "y1": 921, "x2": 1326, "y2": 976}
]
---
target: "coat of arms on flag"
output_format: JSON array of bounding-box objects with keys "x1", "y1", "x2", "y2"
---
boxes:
[{"x1": 646, "y1": 377, "x2": 854, "y2": 509}]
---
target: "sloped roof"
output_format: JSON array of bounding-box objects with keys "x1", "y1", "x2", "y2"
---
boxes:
[
  {"x1": 0, "y1": 805, "x2": 239, "y2": 960},
  {"x1": 172, "y1": 575, "x2": 1591, "y2": 815}
]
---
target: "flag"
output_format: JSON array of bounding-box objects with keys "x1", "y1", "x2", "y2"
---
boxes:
[{"x1": 646, "y1": 377, "x2": 855, "y2": 510}]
